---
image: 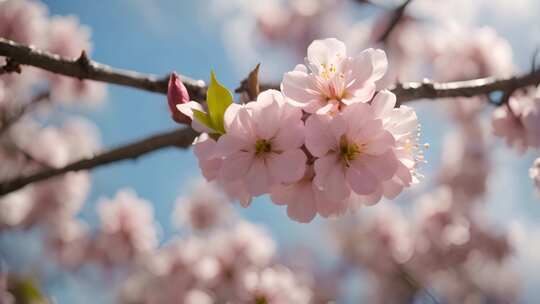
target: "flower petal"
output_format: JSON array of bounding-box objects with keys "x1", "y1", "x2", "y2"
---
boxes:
[
  {"x1": 346, "y1": 163, "x2": 378, "y2": 195},
  {"x1": 305, "y1": 115, "x2": 337, "y2": 157},
  {"x1": 371, "y1": 90, "x2": 397, "y2": 118},
  {"x1": 267, "y1": 149, "x2": 307, "y2": 183},
  {"x1": 244, "y1": 158, "x2": 271, "y2": 196},
  {"x1": 281, "y1": 70, "x2": 318, "y2": 107},
  {"x1": 220, "y1": 151, "x2": 254, "y2": 181}
]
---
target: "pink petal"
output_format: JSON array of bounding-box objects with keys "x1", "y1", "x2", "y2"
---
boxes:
[
  {"x1": 251, "y1": 90, "x2": 282, "y2": 140},
  {"x1": 371, "y1": 90, "x2": 396, "y2": 118},
  {"x1": 286, "y1": 183, "x2": 317, "y2": 223},
  {"x1": 315, "y1": 185, "x2": 349, "y2": 218},
  {"x1": 346, "y1": 164, "x2": 378, "y2": 195},
  {"x1": 350, "y1": 82, "x2": 376, "y2": 103},
  {"x1": 305, "y1": 115, "x2": 337, "y2": 157},
  {"x1": 364, "y1": 130, "x2": 395, "y2": 155},
  {"x1": 382, "y1": 179, "x2": 403, "y2": 199},
  {"x1": 244, "y1": 158, "x2": 271, "y2": 196},
  {"x1": 281, "y1": 71, "x2": 318, "y2": 107},
  {"x1": 323, "y1": 163, "x2": 351, "y2": 202},
  {"x1": 352, "y1": 119, "x2": 384, "y2": 143},
  {"x1": 357, "y1": 150, "x2": 399, "y2": 181},
  {"x1": 351, "y1": 48, "x2": 388, "y2": 84},
  {"x1": 273, "y1": 105, "x2": 305, "y2": 150},
  {"x1": 341, "y1": 102, "x2": 372, "y2": 135},
  {"x1": 220, "y1": 151, "x2": 254, "y2": 180},
  {"x1": 213, "y1": 134, "x2": 248, "y2": 158},
  {"x1": 307, "y1": 38, "x2": 347, "y2": 69},
  {"x1": 267, "y1": 149, "x2": 307, "y2": 183}
]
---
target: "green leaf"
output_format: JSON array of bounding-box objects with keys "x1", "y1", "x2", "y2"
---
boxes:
[
  {"x1": 192, "y1": 109, "x2": 215, "y2": 131},
  {"x1": 207, "y1": 71, "x2": 233, "y2": 134}
]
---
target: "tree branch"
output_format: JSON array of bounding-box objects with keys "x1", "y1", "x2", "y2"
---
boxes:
[
  {"x1": 377, "y1": 0, "x2": 413, "y2": 43},
  {"x1": 0, "y1": 128, "x2": 198, "y2": 196},
  {"x1": 0, "y1": 90, "x2": 50, "y2": 137},
  {"x1": 0, "y1": 38, "x2": 207, "y2": 100},
  {"x1": 391, "y1": 72, "x2": 540, "y2": 105},
  {"x1": 2, "y1": 38, "x2": 540, "y2": 106}
]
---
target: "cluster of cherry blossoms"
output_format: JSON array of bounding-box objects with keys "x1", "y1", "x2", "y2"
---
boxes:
[
  {"x1": 332, "y1": 190, "x2": 518, "y2": 304},
  {"x1": 172, "y1": 38, "x2": 424, "y2": 222}
]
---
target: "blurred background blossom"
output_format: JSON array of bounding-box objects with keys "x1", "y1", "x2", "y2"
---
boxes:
[{"x1": 1, "y1": 0, "x2": 540, "y2": 303}]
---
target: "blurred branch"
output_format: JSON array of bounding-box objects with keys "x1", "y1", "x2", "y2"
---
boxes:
[
  {"x1": 0, "y1": 38, "x2": 206, "y2": 100},
  {"x1": 377, "y1": 0, "x2": 413, "y2": 43},
  {"x1": 392, "y1": 70, "x2": 540, "y2": 105},
  {"x1": 0, "y1": 128, "x2": 197, "y2": 197},
  {"x1": 0, "y1": 90, "x2": 50, "y2": 137},
  {"x1": 3, "y1": 38, "x2": 540, "y2": 106}
]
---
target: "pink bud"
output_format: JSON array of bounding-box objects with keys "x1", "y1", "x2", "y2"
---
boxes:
[{"x1": 167, "y1": 72, "x2": 191, "y2": 124}]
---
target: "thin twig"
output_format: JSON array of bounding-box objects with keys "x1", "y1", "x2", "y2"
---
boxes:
[
  {"x1": 377, "y1": 0, "x2": 413, "y2": 43},
  {"x1": 0, "y1": 91, "x2": 50, "y2": 137},
  {"x1": 0, "y1": 128, "x2": 198, "y2": 196}
]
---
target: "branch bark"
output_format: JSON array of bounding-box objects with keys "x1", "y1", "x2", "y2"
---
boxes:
[
  {"x1": 2, "y1": 38, "x2": 540, "y2": 105},
  {"x1": 392, "y1": 72, "x2": 540, "y2": 104},
  {"x1": 0, "y1": 128, "x2": 198, "y2": 196},
  {"x1": 0, "y1": 38, "x2": 207, "y2": 100},
  {"x1": 377, "y1": 0, "x2": 413, "y2": 43}
]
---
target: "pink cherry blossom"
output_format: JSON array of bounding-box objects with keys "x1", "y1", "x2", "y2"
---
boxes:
[
  {"x1": 44, "y1": 218, "x2": 90, "y2": 269},
  {"x1": 529, "y1": 158, "x2": 540, "y2": 193},
  {"x1": 281, "y1": 38, "x2": 387, "y2": 114},
  {"x1": 45, "y1": 16, "x2": 107, "y2": 106},
  {"x1": 270, "y1": 165, "x2": 349, "y2": 222},
  {"x1": 0, "y1": 0, "x2": 48, "y2": 47},
  {"x1": 192, "y1": 134, "x2": 253, "y2": 206},
  {"x1": 238, "y1": 266, "x2": 312, "y2": 304},
  {"x1": 361, "y1": 90, "x2": 423, "y2": 204},
  {"x1": 492, "y1": 89, "x2": 540, "y2": 152},
  {"x1": 305, "y1": 101, "x2": 399, "y2": 203},
  {"x1": 173, "y1": 180, "x2": 233, "y2": 231},
  {"x1": 439, "y1": 122, "x2": 489, "y2": 205},
  {"x1": 94, "y1": 189, "x2": 158, "y2": 265},
  {"x1": 214, "y1": 90, "x2": 307, "y2": 196}
]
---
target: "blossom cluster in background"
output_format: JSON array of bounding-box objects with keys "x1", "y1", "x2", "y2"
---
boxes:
[{"x1": 2, "y1": 0, "x2": 540, "y2": 303}]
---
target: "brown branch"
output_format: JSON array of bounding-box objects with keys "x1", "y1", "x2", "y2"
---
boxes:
[
  {"x1": 3, "y1": 38, "x2": 540, "y2": 106},
  {"x1": 391, "y1": 71, "x2": 540, "y2": 105},
  {"x1": 0, "y1": 128, "x2": 198, "y2": 196},
  {"x1": 0, "y1": 38, "x2": 207, "y2": 101},
  {"x1": 0, "y1": 91, "x2": 50, "y2": 136},
  {"x1": 377, "y1": 0, "x2": 413, "y2": 43}
]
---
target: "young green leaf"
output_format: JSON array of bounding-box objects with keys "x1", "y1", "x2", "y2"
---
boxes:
[
  {"x1": 192, "y1": 109, "x2": 215, "y2": 132},
  {"x1": 207, "y1": 71, "x2": 233, "y2": 134}
]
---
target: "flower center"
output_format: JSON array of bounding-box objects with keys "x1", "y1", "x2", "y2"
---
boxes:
[
  {"x1": 320, "y1": 63, "x2": 337, "y2": 80},
  {"x1": 255, "y1": 296, "x2": 268, "y2": 304},
  {"x1": 255, "y1": 139, "x2": 272, "y2": 156},
  {"x1": 339, "y1": 136, "x2": 364, "y2": 166}
]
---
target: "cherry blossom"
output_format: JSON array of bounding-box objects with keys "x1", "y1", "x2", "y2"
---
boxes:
[
  {"x1": 281, "y1": 38, "x2": 387, "y2": 114},
  {"x1": 45, "y1": 16, "x2": 107, "y2": 105},
  {"x1": 529, "y1": 158, "x2": 540, "y2": 192},
  {"x1": 305, "y1": 101, "x2": 399, "y2": 202},
  {"x1": 94, "y1": 189, "x2": 159, "y2": 265},
  {"x1": 192, "y1": 133, "x2": 253, "y2": 206},
  {"x1": 238, "y1": 266, "x2": 312, "y2": 304},
  {"x1": 173, "y1": 180, "x2": 233, "y2": 231},
  {"x1": 492, "y1": 89, "x2": 540, "y2": 152},
  {"x1": 214, "y1": 90, "x2": 306, "y2": 196}
]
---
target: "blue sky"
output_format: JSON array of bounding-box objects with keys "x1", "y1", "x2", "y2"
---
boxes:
[{"x1": 2, "y1": 0, "x2": 540, "y2": 302}]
